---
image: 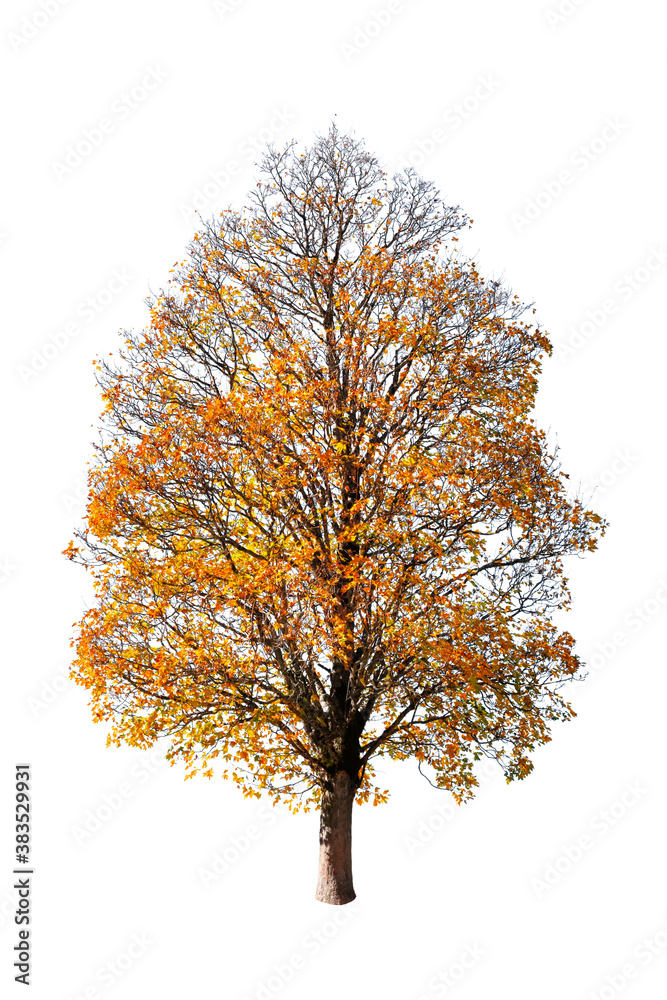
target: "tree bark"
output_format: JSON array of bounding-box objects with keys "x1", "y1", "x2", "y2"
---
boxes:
[{"x1": 315, "y1": 771, "x2": 357, "y2": 905}]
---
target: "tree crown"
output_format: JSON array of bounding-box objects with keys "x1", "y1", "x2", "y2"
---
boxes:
[{"x1": 65, "y1": 123, "x2": 605, "y2": 811}]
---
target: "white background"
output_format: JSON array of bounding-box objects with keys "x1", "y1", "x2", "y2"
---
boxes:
[{"x1": 2, "y1": 1, "x2": 666, "y2": 998}]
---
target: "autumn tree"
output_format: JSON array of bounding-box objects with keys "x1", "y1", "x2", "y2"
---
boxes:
[{"x1": 65, "y1": 123, "x2": 605, "y2": 905}]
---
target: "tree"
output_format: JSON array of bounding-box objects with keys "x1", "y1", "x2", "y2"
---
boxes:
[{"x1": 64, "y1": 122, "x2": 605, "y2": 905}]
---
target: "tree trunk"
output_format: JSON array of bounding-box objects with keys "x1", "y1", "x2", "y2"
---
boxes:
[{"x1": 315, "y1": 771, "x2": 357, "y2": 905}]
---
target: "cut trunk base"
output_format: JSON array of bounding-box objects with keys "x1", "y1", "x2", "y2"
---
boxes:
[{"x1": 315, "y1": 771, "x2": 356, "y2": 905}]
